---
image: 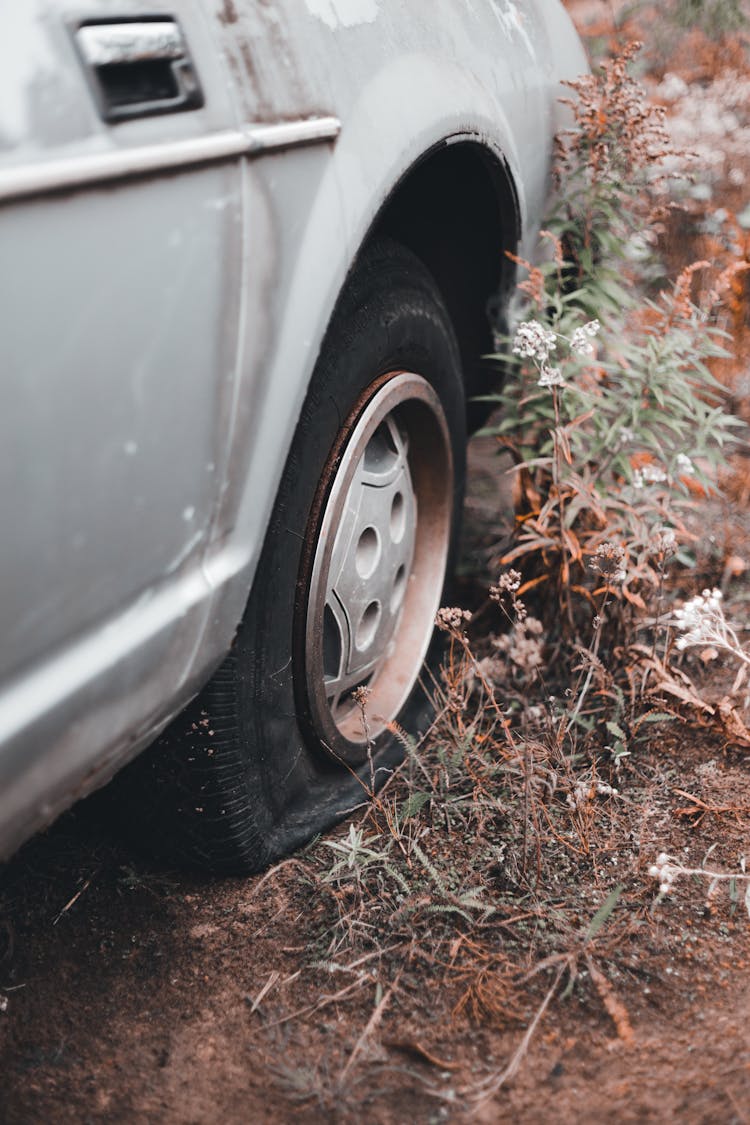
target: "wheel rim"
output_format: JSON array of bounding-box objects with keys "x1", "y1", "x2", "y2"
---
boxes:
[{"x1": 301, "y1": 371, "x2": 453, "y2": 760}]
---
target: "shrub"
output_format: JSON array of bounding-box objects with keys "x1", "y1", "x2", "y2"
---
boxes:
[{"x1": 484, "y1": 45, "x2": 746, "y2": 634}]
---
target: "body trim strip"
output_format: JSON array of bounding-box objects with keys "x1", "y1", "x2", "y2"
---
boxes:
[{"x1": 0, "y1": 116, "x2": 341, "y2": 204}]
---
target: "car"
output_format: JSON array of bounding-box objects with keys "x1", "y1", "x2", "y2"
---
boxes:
[{"x1": 0, "y1": 0, "x2": 587, "y2": 871}]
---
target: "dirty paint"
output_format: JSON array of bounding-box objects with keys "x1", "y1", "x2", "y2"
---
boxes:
[
  {"x1": 218, "y1": 0, "x2": 238, "y2": 24},
  {"x1": 488, "y1": 0, "x2": 536, "y2": 57}
]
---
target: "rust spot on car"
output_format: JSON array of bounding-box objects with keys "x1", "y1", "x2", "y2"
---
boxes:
[
  {"x1": 218, "y1": 0, "x2": 238, "y2": 25},
  {"x1": 237, "y1": 39, "x2": 261, "y2": 95}
]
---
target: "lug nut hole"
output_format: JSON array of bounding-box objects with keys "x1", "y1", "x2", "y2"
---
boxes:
[
  {"x1": 355, "y1": 526, "x2": 380, "y2": 579},
  {"x1": 356, "y1": 600, "x2": 381, "y2": 650}
]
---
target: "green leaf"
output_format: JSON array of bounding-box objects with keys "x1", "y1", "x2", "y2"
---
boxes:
[
  {"x1": 605, "y1": 721, "x2": 627, "y2": 742},
  {"x1": 400, "y1": 791, "x2": 431, "y2": 821},
  {"x1": 585, "y1": 884, "x2": 624, "y2": 942}
]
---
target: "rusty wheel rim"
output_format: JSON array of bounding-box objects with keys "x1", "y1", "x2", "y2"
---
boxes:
[{"x1": 301, "y1": 371, "x2": 453, "y2": 761}]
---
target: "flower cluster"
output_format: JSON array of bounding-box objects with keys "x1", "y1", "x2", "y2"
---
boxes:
[
  {"x1": 556, "y1": 41, "x2": 676, "y2": 193},
  {"x1": 435, "y1": 606, "x2": 472, "y2": 633},
  {"x1": 490, "y1": 569, "x2": 529, "y2": 632},
  {"x1": 489, "y1": 569, "x2": 522, "y2": 599},
  {"x1": 351, "y1": 684, "x2": 372, "y2": 707},
  {"x1": 648, "y1": 852, "x2": 681, "y2": 895},
  {"x1": 673, "y1": 588, "x2": 726, "y2": 651},
  {"x1": 566, "y1": 778, "x2": 620, "y2": 810},
  {"x1": 512, "y1": 320, "x2": 556, "y2": 363},
  {"x1": 632, "y1": 463, "x2": 667, "y2": 489},
  {"x1": 512, "y1": 320, "x2": 565, "y2": 389},
  {"x1": 537, "y1": 364, "x2": 565, "y2": 388},
  {"x1": 672, "y1": 588, "x2": 750, "y2": 690},
  {"x1": 589, "y1": 541, "x2": 627, "y2": 584},
  {"x1": 513, "y1": 318, "x2": 602, "y2": 391},
  {"x1": 570, "y1": 319, "x2": 601, "y2": 356}
]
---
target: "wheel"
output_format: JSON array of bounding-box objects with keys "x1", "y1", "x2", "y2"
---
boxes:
[
  {"x1": 300, "y1": 368, "x2": 455, "y2": 761},
  {"x1": 122, "y1": 239, "x2": 467, "y2": 872}
]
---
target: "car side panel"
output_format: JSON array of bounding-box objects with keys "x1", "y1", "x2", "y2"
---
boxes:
[{"x1": 0, "y1": 1, "x2": 247, "y2": 855}]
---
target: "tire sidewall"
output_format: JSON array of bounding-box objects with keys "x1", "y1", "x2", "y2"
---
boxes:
[{"x1": 234, "y1": 241, "x2": 467, "y2": 838}]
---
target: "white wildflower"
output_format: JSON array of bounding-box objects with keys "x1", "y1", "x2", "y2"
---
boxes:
[
  {"x1": 570, "y1": 320, "x2": 601, "y2": 357},
  {"x1": 675, "y1": 452, "x2": 694, "y2": 475},
  {"x1": 648, "y1": 851, "x2": 680, "y2": 895},
  {"x1": 648, "y1": 850, "x2": 750, "y2": 914},
  {"x1": 538, "y1": 364, "x2": 565, "y2": 389},
  {"x1": 570, "y1": 328, "x2": 594, "y2": 357},
  {"x1": 673, "y1": 587, "x2": 724, "y2": 650},
  {"x1": 513, "y1": 320, "x2": 557, "y2": 363},
  {"x1": 633, "y1": 463, "x2": 667, "y2": 489}
]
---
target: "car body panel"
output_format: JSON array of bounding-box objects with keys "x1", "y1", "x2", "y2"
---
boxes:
[
  {"x1": 0, "y1": 0, "x2": 587, "y2": 858},
  {"x1": 0, "y1": 0, "x2": 246, "y2": 847}
]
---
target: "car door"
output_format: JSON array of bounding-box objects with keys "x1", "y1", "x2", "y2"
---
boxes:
[{"x1": 0, "y1": 3, "x2": 243, "y2": 802}]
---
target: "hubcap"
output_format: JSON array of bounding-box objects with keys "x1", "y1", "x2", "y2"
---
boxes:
[{"x1": 301, "y1": 372, "x2": 453, "y2": 759}]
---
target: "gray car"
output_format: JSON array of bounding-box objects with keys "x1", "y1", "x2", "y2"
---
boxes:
[{"x1": 0, "y1": 0, "x2": 586, "y2": 870}]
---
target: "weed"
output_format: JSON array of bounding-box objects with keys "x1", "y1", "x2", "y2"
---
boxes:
[
  {"x1": 279, "y1": 41, "x2": 750, "y2": 1101},
  {"x1": 648, "y1": 849, "x2": 750, "y2": 916}
]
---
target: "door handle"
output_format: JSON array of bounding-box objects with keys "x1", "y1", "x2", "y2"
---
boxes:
[{"x1": 75, "y1": 20, "x2": 203, "y2": 123}]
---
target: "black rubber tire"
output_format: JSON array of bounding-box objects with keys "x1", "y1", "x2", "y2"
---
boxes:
[{"x1": 121, "y1": 239, "x2": 467, "y2": 872}]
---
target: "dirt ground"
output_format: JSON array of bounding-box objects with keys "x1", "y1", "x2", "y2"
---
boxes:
[
  {"x1": 3, "y1": 3, "x2": 750, "y2": 1123},
  {"x1": 1, "y1": 591, "x2": 749, "y2": 1125}
]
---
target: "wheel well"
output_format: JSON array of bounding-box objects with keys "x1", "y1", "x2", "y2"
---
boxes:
[{"x1": 371, "y1": 141, "x2": 520, "y2": 430}]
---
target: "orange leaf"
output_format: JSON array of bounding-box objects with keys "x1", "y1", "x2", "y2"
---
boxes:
[
  {"x1": 622, "y1": 585, "x2": 647, "y2": 610},
  {"x1": 518, "y1": 574, "x2": 550, "y2": 596}
]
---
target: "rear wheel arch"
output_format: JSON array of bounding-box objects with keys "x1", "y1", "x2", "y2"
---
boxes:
[{"x1": 371, "y1": 139, "x2": 521, "y2": 429}]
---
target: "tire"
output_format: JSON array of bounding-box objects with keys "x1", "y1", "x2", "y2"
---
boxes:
[{"x1": 123, "y1": 239, "x2": 467, "y2": 872}]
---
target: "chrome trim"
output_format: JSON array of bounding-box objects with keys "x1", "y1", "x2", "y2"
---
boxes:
[
  {"x1": 244, "y1": 118, "x2": 341, "y2": 153},
  {"x1": 0, "y1": 117, "x2": 341, "y2": 204},
  {"x1": 77, "y1": 22, "x2": 186, "y2": 67}
]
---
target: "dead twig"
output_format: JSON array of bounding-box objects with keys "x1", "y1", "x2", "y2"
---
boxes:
[
  {"x1": 246, "y1": 857, "x2": 315, "y2": 903},
  {"x1": 384, "y1": 1039, "x2": 459, "y2": 1071},
  {"x1": 262, "y1": 976, "x2": 370, "y2": 1030},
  {"x1": 672, "y1": 788, "x2": 748, "y2": 826},
  {"x1": 461, "y1": 962, "x2": 567, "y2": 1112},
  {"x1": 247, "y1": 970, "x2": 281, "y2": 1015},
  {"x1": 52, "y1": 870, "x2": 99, "y2": 926},
  {"x1": 339, "y1": 971, "x2": 401, "y2": 1082}
]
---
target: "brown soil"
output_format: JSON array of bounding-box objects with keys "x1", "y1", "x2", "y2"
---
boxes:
[
  {"x1": 1, "y1": 711, "x2": 749, "y2": 1123},
  {"x1": 3, "y1": 5, "x2": 750, "y2": 1123}
]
